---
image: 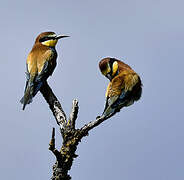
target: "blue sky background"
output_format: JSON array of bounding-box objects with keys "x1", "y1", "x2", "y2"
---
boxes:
[{"x1": 0, "y1": 0, "x2": 184, "y2": 179}]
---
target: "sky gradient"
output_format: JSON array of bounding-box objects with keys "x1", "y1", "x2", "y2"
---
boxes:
[{"x1": 0, "y1": 0, "x2": 184, "y2": 179}]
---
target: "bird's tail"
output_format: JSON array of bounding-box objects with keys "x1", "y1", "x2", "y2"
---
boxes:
[
  {"x1": 20, "y1": 84, "x2": 34, "y2": 110},
  {"x1": 101, "y1": 106, "x2": 116, "y2": 119},
  {"x1": 20, "y1": 76, "x2": 44, "y2": 110},
  {"x1": 101, "y1": 100, "x2": 127, "y2": 119},
  {"x1": 20, "y1": 76, "x2": 36, "y2": 110}
]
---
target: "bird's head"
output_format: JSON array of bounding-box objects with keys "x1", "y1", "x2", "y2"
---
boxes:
[
  {"x1": 99, "y1": 57, "x2": 119, "y2": 81},
  {"x1": 35, "y1": 31, "x2": 69, "y2": 47}
]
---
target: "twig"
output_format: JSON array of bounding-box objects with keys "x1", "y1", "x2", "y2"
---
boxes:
[
  {"x1": 80, "y1": 116, "x2": 107, "y2": 134},
  {"x1": 49, "y1": 128, "x2": 61, "y2": 159},
  {"x1": 68, "y1": 99, "x2": 79, "y2": 129}
]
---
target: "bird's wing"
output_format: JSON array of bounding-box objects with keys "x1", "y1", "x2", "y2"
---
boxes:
[
  {"x1": 35, "y1": 61, "x2": 49, "y2": 81},
  {"x1": 104, "y1": 82, "x2": 118, "y2": 111},
  {"x1": 111, "y1": 72, "x2": 139, "y2": 108},
  {"x1": 102, "y1": 76, "x2": 124, "y2": 117},
  {"x1": 36, "y1": 49, "x2": 55, "y2": 81},
  {"x1": 25, "y1": 49, "x2": 54, "y2": 96},
  {"x1": 124, "y1": 72, "x2": 139, "y2": 92},
  {"x1": 33, "y1": 50, "x2": 53, "y2": 96},
  {"x1": 102, "y1": 72, "x2": 139, "y2": 118}
]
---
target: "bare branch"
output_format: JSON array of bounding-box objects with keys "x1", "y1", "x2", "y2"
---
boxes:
[
  {"x1": 40, "y1": 82, "x2": 67, "y2": 129},
  {"x1": 49, "y1": 127, "x2": 55, "y2": 151},
  {"x1": 80, "y1": 116, "x2": 110, "y2": 136},
  {"x1": 68, "y1": 99, "x2": 79, "y2": 129},
  {"x1": 49, "y1": 128, "x2": 61, "y2": 159},
  {"x1": 41, "y1": 82, "x2": 112, "y2": 179}
]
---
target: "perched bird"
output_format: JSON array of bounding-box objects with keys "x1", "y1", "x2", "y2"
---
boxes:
[
  {"x1": 20, "y1": 31, "x2": 69, "y2": 110},
  {"x1": 99, "y1": 57, "x2": 142, "y2": 119}
]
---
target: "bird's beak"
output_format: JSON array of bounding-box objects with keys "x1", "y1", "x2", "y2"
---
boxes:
[
  {"x1": 56, "y1": 35, "x2": 70, "y2": 40},
  {"x1": 106, "y1": 73, "x2": 112, "y2": 81}
]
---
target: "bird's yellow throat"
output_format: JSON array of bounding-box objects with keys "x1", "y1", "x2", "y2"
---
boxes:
[{"x1": 42, "y1": 39, "x2": 58, "y2": 47}]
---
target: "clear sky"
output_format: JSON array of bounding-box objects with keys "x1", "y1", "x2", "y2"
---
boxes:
[{"x1": 0, "y1": 0, "x2": 184, "y2": 179}]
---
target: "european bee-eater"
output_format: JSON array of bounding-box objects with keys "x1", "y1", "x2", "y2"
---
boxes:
[
  {"x1": 99, "y1": 57, "x2": 142, "y2": 119},
  {"x1": 20, "y1": 31, "x2": 69, "y2": 110}
]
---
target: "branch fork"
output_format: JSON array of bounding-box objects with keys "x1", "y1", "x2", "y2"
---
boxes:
[{"x1": 40, "y1": 82, "x2": 107, "y2": 180}]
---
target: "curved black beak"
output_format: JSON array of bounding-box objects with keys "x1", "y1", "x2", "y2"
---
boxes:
[
  {"x1": 106, "y1": 73, "x2": 112, "y2": 81},
  {"x1": 56, "y1": 35, "x2": 70, "y2": 40}
]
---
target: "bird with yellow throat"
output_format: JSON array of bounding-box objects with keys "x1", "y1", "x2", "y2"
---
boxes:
[
  {"x1": 20, "y1": 31, "x2": 69, "y2": 110},
  {"x1": 99, "y1": 57, "x2": 142, "y2": 119}
]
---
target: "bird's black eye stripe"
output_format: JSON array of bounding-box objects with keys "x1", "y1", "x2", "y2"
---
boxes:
[
  {"x1": 109, "y1": 58, "x2": 115, "y2": 65},
  {"x1": 39, "y1": 36, "x2": 55, "y2": 42},
  {"x1": 109, "y1": 58, "x2": 115, "y2": 74}
]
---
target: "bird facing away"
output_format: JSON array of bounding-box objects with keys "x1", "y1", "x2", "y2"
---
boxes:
[
  {"x1": 20, "y1": 31, "x2": 69, "y2": 110},
  {"x1": 99, "y1": 57, "x2": 142, "y2": 119}
]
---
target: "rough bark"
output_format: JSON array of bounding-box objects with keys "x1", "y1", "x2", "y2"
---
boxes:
[{"x1": 40, "y1": 82, "x2": 109, "y2": 180}]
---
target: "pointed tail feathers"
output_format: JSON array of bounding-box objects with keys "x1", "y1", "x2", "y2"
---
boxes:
[
  {"x1": 20, "y1": 78, "x2": 44, "y2": 110},
  {"x1": 102, "y1": 106, "x2": 116, "y2": 119},
  {"x1": 20, "y1": 85, "x2": 33, "y2": 110}
]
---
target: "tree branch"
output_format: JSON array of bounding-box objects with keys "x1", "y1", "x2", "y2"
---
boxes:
[
  {"x1": 49, "y1": 128, "x2": 61, "y2": 160},
  {"x1": 40, "y1": 81, "x2": 111, "y2": 180},
  {"x1": 68, "y1": 99, "x2": 79, "y2": 129},
  {"x1": 40, "y1": 82, "x2": 67, "y2": 129},
  {"x1": 80, "y1": 116, "x2": 107, "y2": 133}
]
